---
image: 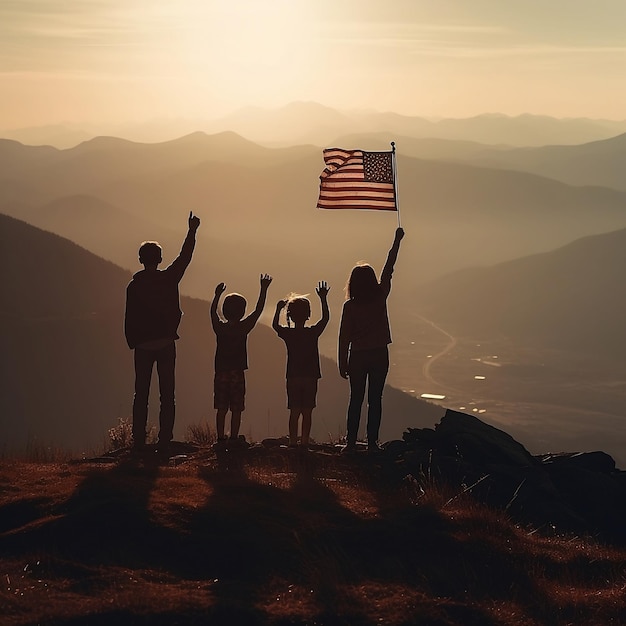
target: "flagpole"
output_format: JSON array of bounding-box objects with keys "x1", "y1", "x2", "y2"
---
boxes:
[{"x1": 391, "y1": 141, "x2": 401, "y2": 227}]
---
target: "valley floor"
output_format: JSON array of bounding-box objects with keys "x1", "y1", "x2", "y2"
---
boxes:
[{"x1": 388, "y1": 314, "x2": 626, "y2": 468}]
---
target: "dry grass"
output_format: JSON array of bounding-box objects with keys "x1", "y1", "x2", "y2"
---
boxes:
[{"x1": 1, "y1": 449, "x2": 625, "y2": 625}]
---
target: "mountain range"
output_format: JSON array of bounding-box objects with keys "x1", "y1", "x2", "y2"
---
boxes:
[
  {"x1": 4, "y1": 102, "x2": 626, "y2": 148},
  {"x1": 3, "y1": 131, "x2": 626, "y2": 293}
]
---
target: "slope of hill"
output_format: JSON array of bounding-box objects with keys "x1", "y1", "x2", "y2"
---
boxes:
[
  {"x1": 0, "y1": 131, "x2": 298, "y2": 200},
  {"x1": 0, "y1": 214, "x2": 441, "y2": 453},
  {"x1": 416, "y1": 227, "x2": 626, "y2": 360},
  {"x1": 4, "y1": 450, "x2": 626, "y2": 625},
  {"x1": 3, "y1": 444, "x2": 626, "y2": 625},
  {"x1": 464, "y1": 132, "x2": 626, "y2": 192}
]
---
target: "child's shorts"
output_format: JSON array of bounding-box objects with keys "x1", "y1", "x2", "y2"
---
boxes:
[
  {"x1": 214, "y1": 370, "x2": 246, "y2": 411},
  {"x1": 286, "y1": 377, "x2": 318, "y2": 409}
]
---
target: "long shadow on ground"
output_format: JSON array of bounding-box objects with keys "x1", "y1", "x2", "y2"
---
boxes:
[{"x1": 1, "y1": 450, "x2": 623, "y2": 625}]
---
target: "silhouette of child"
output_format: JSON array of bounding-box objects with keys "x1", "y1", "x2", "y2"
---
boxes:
[
  {"x1": 272, "y1": 282, "x2": 330, "y2": 448},
  {"x1": 338, "y1": 227, "x2": 404, "y2": 453},
  {"x1": 125, "y1": 211, "x2": 201, "y2": 451},
  {"x1": 211, "y1": 274, "x2": 272, "y2": 442}
]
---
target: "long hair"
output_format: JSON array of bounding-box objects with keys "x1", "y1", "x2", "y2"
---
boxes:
[{"x1": 346, "y1": 263, "x2": 379, "y2": 301}]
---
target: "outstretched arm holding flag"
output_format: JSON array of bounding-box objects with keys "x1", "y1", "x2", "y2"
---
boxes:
[{"x1": 337, "y1": 226, "x2": 405, "y2": 453}]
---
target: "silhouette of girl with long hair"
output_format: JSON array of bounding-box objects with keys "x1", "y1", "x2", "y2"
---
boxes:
[{"x1": 338, "y1": 227, "x2": 404, "y2": 452}]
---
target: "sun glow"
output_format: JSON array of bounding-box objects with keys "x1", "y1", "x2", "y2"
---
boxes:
[
  {"x1": 2, "y1": 0, "x2": 626, "y2": 128},
  {"x1": 169, "y1": 1, "x2": 319, "y2": 112}
]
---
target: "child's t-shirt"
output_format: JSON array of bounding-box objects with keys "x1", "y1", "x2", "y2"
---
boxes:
[
  {"x1": 276, "y1": 326, "x2": 323, "y2": 379},
  {"x1": 214, "y1": 318, "x2": 257, "y2": 372}
]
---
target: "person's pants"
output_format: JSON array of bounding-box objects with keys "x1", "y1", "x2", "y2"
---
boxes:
[
  {"x1": 346, "y1": 346, "x2": 389, "y2": 445},
  {"x1": 132, "y1": 343, "x2": 176, "y2": 445}
]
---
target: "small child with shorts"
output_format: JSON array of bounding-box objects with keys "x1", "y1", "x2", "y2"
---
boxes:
[
  {"x1": 272, "y1": 281, "x2": 330, "y2": 448},
  {"x1": 210, "y1": 274, "x2": 272, "y2": 442}
]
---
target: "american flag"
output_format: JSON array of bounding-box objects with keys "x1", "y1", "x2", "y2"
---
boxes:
[{"x1": 317, "y1": 148, "x2": 397, "y2": 211}]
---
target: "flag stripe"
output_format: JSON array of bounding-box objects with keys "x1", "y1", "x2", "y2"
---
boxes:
[
  {"x1": 318, "y1": 192, "x2": 396, "y2": 200},
  {"x1": 322, "y1": 178, "x2": 394, "y2": 192},
  {"x1": 317, "y1": 147, "x2": 397, "y2": 211},
  {"x1": 318, "y1": 200, "x2": 397, "y2": 210}
]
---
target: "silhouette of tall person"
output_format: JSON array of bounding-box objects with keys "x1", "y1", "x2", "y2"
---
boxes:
[
  {"x1": 338, "y1": 227, "x2": 404, "y2": 453},
  {"x1": 125, "y1": 212, "x2": 200, "y2": 451}
]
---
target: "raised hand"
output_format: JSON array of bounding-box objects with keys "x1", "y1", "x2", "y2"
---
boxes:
[
  {"x1": 275, "y1": 300, "x2": 287, "y2": 311},
  {"x1": 188, "y1": 211, "x2": 201, "y2": 231},
  {"x1": 316, "y1": 281, "x2": 330, "y2": 298},
  {"x1": 260, "y1": 274, "x2": 273, "y2": 289},
  {"x1": 214, "y1": 282, "x2": 226, "y2": 297},
  {"x1": 395, "y1": 227, "x2": 404, "y2": 241}
]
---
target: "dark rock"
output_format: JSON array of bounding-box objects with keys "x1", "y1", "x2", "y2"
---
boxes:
[
  {"x1": 403, "y1": 427, "x2": 436, "y2": 447},
  {"x1": 436, "y1": 410, "x2": 537, "y2": 468},
  {"x1": 381, "y1": 439, "x2": 407, "y2": 458},
  {"x1": 398, "y1": 411, "x2": 626, "y2": 541},
  {"x1": 260, "y1": 437, "x2": 289, "y2": 448},
  {"x1": 541, "y1": 451, "x2": 616, "y2": 474}
]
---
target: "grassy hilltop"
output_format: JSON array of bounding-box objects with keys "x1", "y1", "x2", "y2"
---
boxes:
[{"x1": 2, "y1": 439, "x2": 626, "y2": 626}]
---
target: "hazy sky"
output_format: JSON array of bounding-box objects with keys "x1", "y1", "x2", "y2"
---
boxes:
[{"x1": 2, "y1": 0, "x2": 626, "y2": 129}]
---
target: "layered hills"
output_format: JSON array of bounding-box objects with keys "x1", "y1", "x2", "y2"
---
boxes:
[
  {"x1": 459, "y1": 132, "x2": 626, "y2": 192},
  {"x1": 416, "y1": 227, "x2": 626, "y2": 360},
  {"x1": 6, "y1": 103, "x2": 626, "y2": 147},
  {"x1": 3, "y1": 131, "x2": 626, "y2": 298}
]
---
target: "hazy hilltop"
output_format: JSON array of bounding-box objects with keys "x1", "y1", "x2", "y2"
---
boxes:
[
  {"x1": 0, "y1": 214, "x2": 441, "y2": 453},
  {"x1": 4, "y1": 103, "x2": 626, "y2": 148},
  {"x1": 455, "y1": 132, "x2": 626, "y2": 192},
  {"x1": 416, "y1": 227, "x2": 626, "y2": 360}
]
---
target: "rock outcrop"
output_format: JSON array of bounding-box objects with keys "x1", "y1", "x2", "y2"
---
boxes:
[{"x1": 389, "y1": 410, "x2": 626, "y2": 543}]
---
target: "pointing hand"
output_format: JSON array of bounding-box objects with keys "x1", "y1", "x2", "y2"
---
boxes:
[{"x1": 189, "y1": 211, "x2": 201, "y2": 231}]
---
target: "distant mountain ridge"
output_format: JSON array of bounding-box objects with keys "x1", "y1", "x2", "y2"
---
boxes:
[
  {"x1": 456, "y1": 132, "x2": 626, "y2": 192},
  {"x1": 3, "y1": 102, "x2": 626, "y2": 148}
]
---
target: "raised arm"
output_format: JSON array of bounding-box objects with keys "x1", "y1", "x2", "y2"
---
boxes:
[
  {"x1": 245, "y1": 273, "x2": 273, "y2": 327},
  {"x1": 210, "y1": 283, "x2": 226, "y2": 332},
  {"x1": 169, "y1": 211, "x2": 201, "y2": 278},
  {"x1": 314, "y1": 281, "x2": 330, "y2": 333},
  {"x1": 272, "y1": 300, "x2": 287, "y2": 333},
  {"x1": 380, "y1": 227, "x2": 404, "y2": 295}
]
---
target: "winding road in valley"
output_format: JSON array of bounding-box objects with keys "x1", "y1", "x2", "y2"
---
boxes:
[{"x1": 414, "y1": 314, "x2": 464, "y2": 395}]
